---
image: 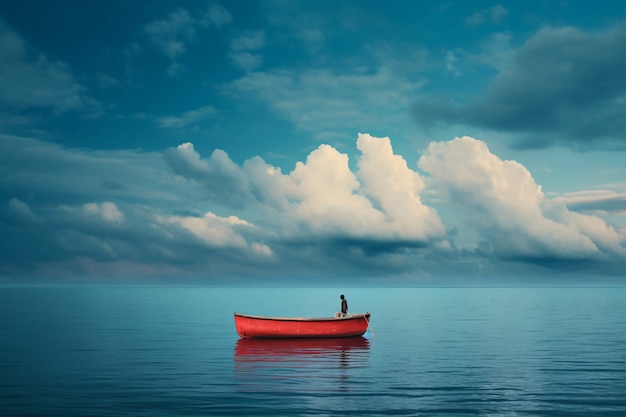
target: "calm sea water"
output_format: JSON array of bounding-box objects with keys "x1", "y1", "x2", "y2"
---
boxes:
[{"x1": 0, "y1": 286, "x2": 624, "y2": 417}]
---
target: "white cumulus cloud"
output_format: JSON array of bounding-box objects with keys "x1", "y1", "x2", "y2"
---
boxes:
[
  {"x1": 289, "y1": 143, "x2": 384, "y2": 235},
  {"x1": 418, "y1": 136, "x2": 624, "y2": 260},
  {"x1": 357, "y1": 133, "x2": 444, "y2": 240},
  {"x1": 166, "y1": 133, "x2": 446, "y2": 246},
  {"x1": 165, "y1": 211, "x2": 272, "y2": 257}
]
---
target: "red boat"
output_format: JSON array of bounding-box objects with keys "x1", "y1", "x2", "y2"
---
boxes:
[{"x1": 234, "y1": 312, "x2": 371, "y2": 338}]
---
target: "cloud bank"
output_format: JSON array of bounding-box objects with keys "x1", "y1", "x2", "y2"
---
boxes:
[{"x1": 1, "y1": 133, "x2": 624, "y2": 283}]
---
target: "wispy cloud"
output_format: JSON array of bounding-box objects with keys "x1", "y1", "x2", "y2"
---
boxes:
[
  {"x1": 229, "y1": 30, "x2": 266, "y2": 71},
  {"x1": 8, "y1": 197, "x2": 38, "y2": 222},
  {"x1": 83, "y1": 202, "x2": 124, "y2": 223},
  {"x1": 465, "y1": 4, "x2": 509, "y2": 26},
  {"x1": 230, "y1": 30, "x2": 266, "y2": 51},
  {"x1": 156, "y1": 106, "x2": 216, "y2": 129},
  {"x1": 227, "y1": 67, "x2": 425, "y2": 142},
  {"x1": 143, "y1": 3, "x2": 232, "y2": 76},
  {"x1": 0, "y1": 18, "x2": 99, "y2": 116},
  {"x1": 554, "y1": 190, "x2": 626, "y2": 214}
]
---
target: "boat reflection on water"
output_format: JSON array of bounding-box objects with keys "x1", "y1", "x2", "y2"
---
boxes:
[
  {"x1": 235, "y1": 336, "x2": 370, "y2": 359},
  {"x1": 234, "y1": 337, "x2": 370, "y2": 392}
]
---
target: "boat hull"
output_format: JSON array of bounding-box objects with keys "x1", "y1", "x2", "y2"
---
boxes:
[{"x1": 234, "y1": 312, "x2": 370, "y2": 338}]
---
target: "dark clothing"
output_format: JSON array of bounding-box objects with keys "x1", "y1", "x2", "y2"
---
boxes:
[{"x1": 341, "y1": 298, "x2": 348, "y2": 314}]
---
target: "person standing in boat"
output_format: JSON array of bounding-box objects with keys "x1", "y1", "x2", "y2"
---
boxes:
[{"x1": 340, "y1": 294, "x2": 348, "y2": 317}]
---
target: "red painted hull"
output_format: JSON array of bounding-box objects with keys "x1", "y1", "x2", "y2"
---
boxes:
[{"x1": 234, "y1": 312, "x2": 371, "y2": 338}]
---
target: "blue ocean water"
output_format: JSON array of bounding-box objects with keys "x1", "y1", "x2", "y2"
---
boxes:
[{"x1": 0, "y1": 286, "x2": 624, "y2": 417}]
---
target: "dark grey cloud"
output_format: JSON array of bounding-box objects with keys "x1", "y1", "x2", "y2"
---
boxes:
[
  {"x1": 0, "y1": 197, "x2": 277, "y2": 279},
  {"x1": 413, "y1": 21, "x2": 626, "y2": 150},
  {"x1": 0, "y1": 135, "x2": 211, "y2": 277},
  {"x1": 0, "y1": 134, "x2": 182, "y2": 208}
]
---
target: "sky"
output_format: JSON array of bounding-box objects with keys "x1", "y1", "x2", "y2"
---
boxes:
[{"x1": 1, "y1": 1, "x2": 626, "y2": 286}]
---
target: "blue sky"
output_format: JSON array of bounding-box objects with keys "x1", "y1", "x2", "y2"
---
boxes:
[{"x1": 1, "y1": 1, "x2": 625, "y2": 285}]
